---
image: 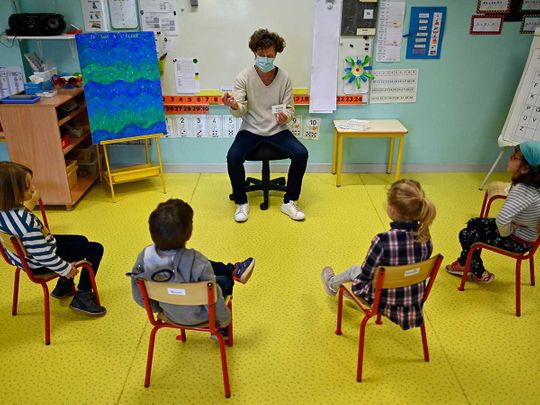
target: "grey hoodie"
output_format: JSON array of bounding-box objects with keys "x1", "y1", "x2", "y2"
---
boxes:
[{"x1": 130, "y1": 245, "x2": 231, "y2": 326}]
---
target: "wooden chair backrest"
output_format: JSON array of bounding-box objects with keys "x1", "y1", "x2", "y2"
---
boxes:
[
  {"x1": 374, "y1": 255, "x2": 442, "y2": 289},
  {"x1": 143, "y1": 280, "x2": 217, "y2": 306}
]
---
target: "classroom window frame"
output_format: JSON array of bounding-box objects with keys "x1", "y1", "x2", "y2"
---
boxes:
[
  {"x1": 476, "y1": 0, "x2": 511, "y2": 14},
  {"x1": 470, "y1": 15, "x2": 504, "y2": 35}
]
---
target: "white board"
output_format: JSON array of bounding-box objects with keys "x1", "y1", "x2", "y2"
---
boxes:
[
  {"x1": 158, "y1": 0, "x2": 315, "y2": 93},
  {"x1": 500, "y1": 28, "x2": 540, "y2": 145}
]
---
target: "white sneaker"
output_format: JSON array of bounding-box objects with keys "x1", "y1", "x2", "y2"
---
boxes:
[
  {"x1": 321, "y1": 266, "x2": 337, "y2": 296},
  {"x1": 234, "y1": 203, "x2": 249, "y2": 222},
  {"x1": 280, "y1": 200, "x2": 305, "y2": 221}
]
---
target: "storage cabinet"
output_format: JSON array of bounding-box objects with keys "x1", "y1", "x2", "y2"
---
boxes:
[{"x1": 0, "y1": 88, "x2": 98, "y2": 209}]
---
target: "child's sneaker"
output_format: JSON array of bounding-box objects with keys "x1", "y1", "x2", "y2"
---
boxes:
[
  {"x1": 321, "y1": 266, "x2": 337, "y2": 296},
  {"x1": 232, "y1": 257, "x2": 255, "y2": 284},
  {"x1": 51, "y1": 277, "x2": 75, "y2": 299},
  {"x1": 69, "y1": 291, "x2": 106, "y2": 316},
  {"x1": 445, "y1": 260, "x2": 468, "y2": 277},
  {"x1": 472, "y1": 270, "x2": 495, "y2": 284}
]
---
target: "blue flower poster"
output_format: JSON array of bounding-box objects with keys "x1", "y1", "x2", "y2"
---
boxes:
[
  {"x1": 406, "y1": 7, "x2": 446, "y2": 60},
  {"x1": 75, "y1": 32, "x2": 166, "y2": 144}
]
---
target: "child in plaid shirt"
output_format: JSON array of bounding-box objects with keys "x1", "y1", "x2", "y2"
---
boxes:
[{"x1": 321, "y1": 179, "x2": 436, "y2": 330}]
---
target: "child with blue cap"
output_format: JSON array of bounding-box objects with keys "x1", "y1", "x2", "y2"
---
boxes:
[{"x1": 446, "y1": 140, "x2": 540, "y2": 283}]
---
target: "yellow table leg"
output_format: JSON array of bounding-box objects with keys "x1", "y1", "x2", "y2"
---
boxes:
[
  {"x1": 395, "y1": 135, "x2": 404, "y2": 181},
  {"x1": 387, "y1": 136, "x2": 395, "y2": 174},
  {"x1": 155, "y1": 136, "x2": 166, "y2": 194},
  {"x1": 96, "y1": 145, "x2": 103, "y2": 182},
  {"x1": 144, "y1": 138, "x2": 150, "y2": 163},
  {"x1": 332, "y1": 128, "x2": 338, "y2": 174},
  {"x1": 336, "y1": 134, "x2": 344, "y2": 187},
  {"x1": 102, "y1": 144, "x2": 116, "y2": 202}
]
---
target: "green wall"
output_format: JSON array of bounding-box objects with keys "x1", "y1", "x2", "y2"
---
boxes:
[{"x1": 0, "y1": 0, "x2": 532, "y2": 169}]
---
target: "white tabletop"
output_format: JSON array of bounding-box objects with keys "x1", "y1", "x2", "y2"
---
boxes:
[{"x1": 333, "y1": 119, "x2": 408, "y2": 134}]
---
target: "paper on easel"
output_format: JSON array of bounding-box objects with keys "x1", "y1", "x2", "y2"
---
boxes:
[
  {"x1": 174, "y1": 58, "x2": 200, "y2": 94},
  {"x1": 223, "y1": 115, "x2": 237, "y2": 138}
]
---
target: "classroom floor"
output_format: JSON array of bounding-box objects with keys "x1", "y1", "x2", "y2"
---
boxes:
[{"x1": 1, "y1": 171, "x2": 539, "y2": 404}]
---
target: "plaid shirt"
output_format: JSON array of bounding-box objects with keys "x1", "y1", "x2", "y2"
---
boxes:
[{"x1": 351, "y1": 221, "x2": 433, "y2": 330}]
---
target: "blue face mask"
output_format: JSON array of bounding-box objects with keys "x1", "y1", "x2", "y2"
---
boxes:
[{"x1": 255, "y1": 56, "x2": 275, "y2": 72}]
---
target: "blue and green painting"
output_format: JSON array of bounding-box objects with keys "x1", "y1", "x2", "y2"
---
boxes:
[{"x1": 75, "y1": 32, "x2": 166, "y2": 144}]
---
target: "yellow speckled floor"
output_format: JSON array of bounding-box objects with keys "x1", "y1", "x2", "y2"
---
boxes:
[{"x1": 1, "y1": 172, "x2": 539, "y2": 404}]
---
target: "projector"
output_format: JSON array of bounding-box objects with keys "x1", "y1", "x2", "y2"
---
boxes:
[{"x1": 7, "y1": 13, "x2": 66, "y2": 36}]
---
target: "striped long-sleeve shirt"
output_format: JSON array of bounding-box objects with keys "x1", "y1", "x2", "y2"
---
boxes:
[
  {"x1": 0, "y1": 208, "x2": 71, "y2": 276},
  {"x1": 496, "y1": 183, "x2": 540, "y2": 242},
  {"x1": 351, "y1": 221, "x2": 433, "y2": 330}
]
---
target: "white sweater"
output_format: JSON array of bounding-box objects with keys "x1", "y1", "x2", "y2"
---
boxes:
[{"x1": 230, "y1": 66, "x2": 294, "y2": 136}]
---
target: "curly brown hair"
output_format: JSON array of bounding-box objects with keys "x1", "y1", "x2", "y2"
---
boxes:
[{"x1": 248, "y1": 28, "x2": 286, "y2": 53}]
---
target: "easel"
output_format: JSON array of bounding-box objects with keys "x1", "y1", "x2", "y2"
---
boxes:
[{"x1": 97, "y1": 133, "x2": 166, "y2": 202}]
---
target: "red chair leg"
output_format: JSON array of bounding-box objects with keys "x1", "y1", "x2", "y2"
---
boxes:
[
  {"x1": 335, "y1": 288, "x2": 344, "y2": 335},
  {"x1": 375, "y1": 313, "x2": 382, "y2": 325},
  {"x1": 459, "y1": 247, "x2": 479, "y2": 291},
  {"x1": 41, "y1": 283, "x2": 51, "y2": 345},
  {"x1": 356, "y1": 316, "x2": 370, "y2": 382},
  {"x1": 215, "y1": 333, "x2": 231, "y2": 398},
  {"x1": 12, "y1": 268, "x2": 21, "y2": 316},
  {"x1": 420, "y1": 323, "x2": 429, "y2": 361},
  {"x1": 81, "y1": 263, "x2": 100, "y2": 305},
  {"x1": 145, "y1": 326, "x2": 160, "y2": 387},
  {"x1": 176, "y1": 328, "x2": 186, "y2": 341},
  {"x1": 227, "y1": 300, "x2": 234, "y2": 347},
  {"x1": 530, "y1": 256, "x2": 536, "y2": 286},
  {"x1": 479, "y1": 192, "x2": 488, "y2": 218},
  {"x1": 516, "y1": 260, "x2": 522, "y2": 317}
]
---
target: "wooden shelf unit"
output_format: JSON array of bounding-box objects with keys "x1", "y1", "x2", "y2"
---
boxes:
[{"x1": 0, "y1": 88, "x2": 98, "y2": 209}]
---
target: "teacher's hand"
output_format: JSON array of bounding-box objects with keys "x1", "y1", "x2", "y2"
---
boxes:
[
  {"x1": 276, "y1": 112, "x2": 288, "y2": 124},
  {"x1": 222, "y1": 92, "x2": 238, "y2": 110}
]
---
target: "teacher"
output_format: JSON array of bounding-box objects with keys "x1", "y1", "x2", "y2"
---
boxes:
[{"x1": 223, "y1": 28, "x2": 309, "y2": 223}]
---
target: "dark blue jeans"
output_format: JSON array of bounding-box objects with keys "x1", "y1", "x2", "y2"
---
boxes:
[
  {"x1": 32, "y1": 234, "x2": 103, "y2": 292},
  {"x1": 210, "y1": 261, "x2": 235, "y2": 296},
  {"x1": 227, "y1": 129, "x2": 309, "y2": 204}
]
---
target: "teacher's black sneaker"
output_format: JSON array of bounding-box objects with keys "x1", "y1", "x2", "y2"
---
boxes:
[
  {"x1": 234, "y1": 203, "x2": 249, "y2": 222},
  {"x1": 281, "y1": 200, "x2": 305, "y2": 221},
  {"x1": 51, "y1": 277, "x2": 75, "y2": 299},
  {"x1": 70, "y1": 291, "x2": 106, "y2": 316}
]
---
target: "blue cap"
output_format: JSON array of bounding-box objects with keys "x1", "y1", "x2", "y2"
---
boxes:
[{"x1": 520, "y1": 141, "x2": 540, "y2": 170}]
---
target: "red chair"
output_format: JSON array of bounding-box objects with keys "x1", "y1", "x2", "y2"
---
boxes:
[
  {"x1": 458, "y1": 237, "x2": 538, "y2": 317},
  {"x1": 335, "y1": 254, "x2": 443, "y2": 382},
  {"x1": 137, "y1": 279, "x2": 234, "y2": 398},
  {"x1": 459, "y1": 181, "x2": 537, "y2": 316},
  {"x1": 479, "y1": 181, "x2": 510, "y2": 218},
  {"x1": 0, "y1": 231, "x2": 100, "y2": 345}
]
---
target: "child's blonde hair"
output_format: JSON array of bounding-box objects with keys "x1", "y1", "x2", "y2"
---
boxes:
[
  {"x1": 0, "y1": 162, "x2": 32, "y2": 212},
  {"x1": 387, "y1": 179, "x2": 436, "y2": 243}
]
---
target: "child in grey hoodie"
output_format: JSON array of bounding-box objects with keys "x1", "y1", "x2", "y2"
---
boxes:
[{"x1": 131, "y1": 199, "x2": 254, "y2": 331}]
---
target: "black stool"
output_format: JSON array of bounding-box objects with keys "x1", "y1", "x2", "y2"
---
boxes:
[{"x1": 229, "y1": 143, "x2": 288, "y2": 210}]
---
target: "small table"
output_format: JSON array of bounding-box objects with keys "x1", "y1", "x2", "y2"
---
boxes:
[{"x1": 332, "y1": 119, "x2": 408, "y2": 186}]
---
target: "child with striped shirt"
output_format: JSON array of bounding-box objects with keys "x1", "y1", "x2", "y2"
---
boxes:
[
  {"x1": 0, "y1": 162, "x2": 106, "y2": 315},
  {"x1": 321, "y1": 179, "x2": 437, "y2": 330},
  {"x1": 446, "y1": 140, "x2": 540, "y2": 283}
]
